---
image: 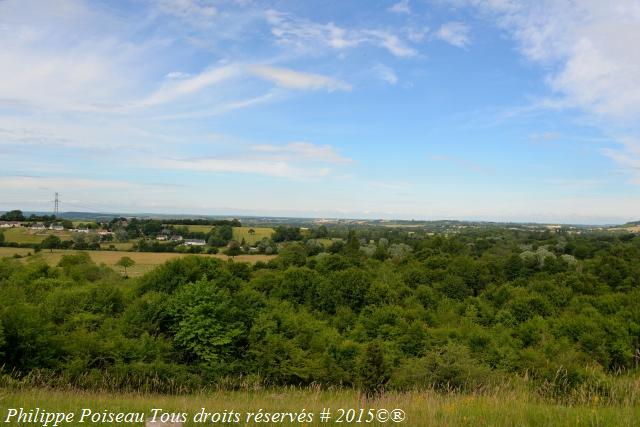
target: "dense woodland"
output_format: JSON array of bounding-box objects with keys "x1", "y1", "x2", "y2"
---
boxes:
[{"x1": 0, "y1": 226, "x2": 639, "y2": 398}]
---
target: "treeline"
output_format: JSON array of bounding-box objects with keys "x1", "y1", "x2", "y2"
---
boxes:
[
  {"x1": 0, "y1": 209, "x2": 58, "y2": 223},
  {"x1": 167, "y1": 218, "x2": 241, "y2": 227},
  {"x1": 0, "y1": 229, "x2": 639, "y2": 398}
]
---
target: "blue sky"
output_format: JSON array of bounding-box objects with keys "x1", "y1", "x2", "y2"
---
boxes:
[{"x1": 1, "y1": 0, "x2": 640, "y2": 224}]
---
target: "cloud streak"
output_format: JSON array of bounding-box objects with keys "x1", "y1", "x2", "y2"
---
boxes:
[
  {"x1": 249, "y1": 65, "x2": 351, "y2": 91},
  {"x1": 266, "y1": 9, "x2": 418, "y2": 58}
]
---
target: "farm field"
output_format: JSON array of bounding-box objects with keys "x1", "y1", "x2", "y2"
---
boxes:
[
  {"x1": 0, "y1": 387, "x2": 637, "y2": 426},
  {"x1": 169, "y1": 225, "x2": 275, "y2": 245},
  {"x1": 100, "y1": 242, "x2": 135, "y2": 251},
  {"x1": 0, "y1": 247, "x2": 275, "y2": 276},
  {"x1": 233, "y1": 226, "x2": 274, "y2": 245},
  {"x1": 1, "y1": 227, "x2": 73, "y2": 244}
]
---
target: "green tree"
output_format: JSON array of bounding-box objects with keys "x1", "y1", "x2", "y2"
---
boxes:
[
  {"x1": 40, "y1": 235, "x2": 61, "y2": 253},
  {"x1": 225, "y1": 241, "x2": 242, "y2": 257},
  {"x1": 116, "y1": 256, "x2": 135, "y2": 276},
  {"x1": 357, "y1": 341, "x2": 389, "y2": 397},
  {"x1": 0, "y1": 209, "x2": 24, "y2": 221}
]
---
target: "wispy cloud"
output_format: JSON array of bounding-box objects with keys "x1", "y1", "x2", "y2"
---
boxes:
[
  {"x1": 0, "y1": 175, "x2": 140, "y2": 191},
  {"x1": 373, "y1": 64, "x2": 398, "y2": 85},
  {"x1": 430, "y1": 155, "x2": 492, "y2": 174},
  {"x1": 154, "y1": 157, "x2": 330, "y2": 179},
  {"x1": 252, "y1": 142, "x2": 351, "y2": 164},
  {"x1": 265, "y1": 9, "x2": 418, "y2": 58},
  {"x1": 249, "y1": 65, "x2": 351, "y2": 91},
  {"x1": 133, "y1": 65, "x2": 241, "y2": 108},
  {"x1": 148, "y1": 142, "x2": 350, "y2": 179},
  {"x1": 389, "y1": 0, "x2": 411, "y2": 15},
  {"x1": 603, "y1": 138, "x2": 640, "y2": 184},
  {"x1": 435, "y1": 22, "x2": 471, "y2": 48},
  {"x1": 155, "y1": 0, "x2": 217, "y2": 26}
]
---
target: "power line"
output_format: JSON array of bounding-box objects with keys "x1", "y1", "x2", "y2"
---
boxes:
[{"x1": 54, "y1": 192, "x2": 59, "y2": 216}]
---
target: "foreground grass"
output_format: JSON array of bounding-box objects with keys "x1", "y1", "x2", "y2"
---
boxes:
[
  {"x1": 0, "y1": 248, "x2": 275, "y2": 276},
  {"x1": 0, "y1": 387, "x2": 638, "y2": 426}
]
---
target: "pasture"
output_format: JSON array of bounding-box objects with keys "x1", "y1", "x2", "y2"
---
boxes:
[
  {"x1": 0, "y1": 386, "x2": 637, "y2": 426},
  {"x1": 1, "y1": 227, "x2": 73, "y2": 244},
  {"x1": 0, "y1": 247, "x2": 275, "y2": 276},
  {"x1": 233, "y1": 226, "x2": 274, "y2": 245}
]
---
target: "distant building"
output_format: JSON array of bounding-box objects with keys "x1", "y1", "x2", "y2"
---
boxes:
[
  {"x1": 171, "y1": 235, "x2": 183, "y2": 241},
  {"x1": 98, "y1": 230, "x2": 114, "y2": 236},
  {"x1": 183, "y1": 239, "x2": 206, "y2": 246},
  {"x1": 50, "y1": 224, "x2": 64, "y2": 231},
  {"x1": 0, "y1": 221, "x2": 21, "y2": 228},
  {"x1": 31, "y1": 223, "x2": 46, "y2": 230},
  {"x1": 156, "y1": 235, "x2": 167, "y2": 241}
]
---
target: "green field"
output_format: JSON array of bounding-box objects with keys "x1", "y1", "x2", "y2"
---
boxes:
[
  {"x1": 233, "y1": 226, "x2": 274, "y2": 245},
  {"x1": 0, "y1": 387, "x2": 637, "y2": 426},
  {"x1": 170, "y1": 225, "x2": 275, "y2": 245},
  {"x1": 1, "y1": 227, "x2": 73, "y2": 244},
  {"x1": 0, "y1": 247, "x2": 275, "y2": 276}
]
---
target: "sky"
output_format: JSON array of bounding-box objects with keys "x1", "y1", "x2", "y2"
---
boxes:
[{"x1": 1, "y1": 0, "x2": 640, "y2": 224}]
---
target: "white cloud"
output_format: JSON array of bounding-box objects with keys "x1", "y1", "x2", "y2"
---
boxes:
[
  {"x1": 249, "y1": 65, "x2": 351, "y2": 91},
  {"x1": 266, "y1": 9, "x2": 417, "y2": 58},
  {"x1": 464, "y1": 0, "x2": 640, "y2": 120},
  {"x1": 156, "y1": 0, "x2": 217, "y2": 26},
  {"x1": 389, "y1": 0, "x2": 411, "y2": 15},
  {"x1": 373, "y1": 64, "x2": 398, "y2": 85},
  {"x1": 603, "y1": 138, "x2": 640, "y2": 184},
  {"x1": 133, "y1": 65, "x2": 241, "y2": 108},
  {"x1": 435, "y1": 22, "x2": 471, "y2": 48}
]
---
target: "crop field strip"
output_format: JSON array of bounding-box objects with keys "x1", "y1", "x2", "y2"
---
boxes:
[{"x1": 0, "y1": 247, "x2": 275, "y2": 276}]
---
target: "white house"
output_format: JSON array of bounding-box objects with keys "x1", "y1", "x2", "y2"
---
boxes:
[
  {"x1": 0, "y1": 221, "x2": 21, "y2": 228},
  {"x1": 49, "y1": 224, "x2": 64, "y2": 231},
  {"x1": 183, "y1": 239, "x2": 206, "y2": 246},
  {"x1": 31, "y1": 223, "x2": 46, "y2": 230}
]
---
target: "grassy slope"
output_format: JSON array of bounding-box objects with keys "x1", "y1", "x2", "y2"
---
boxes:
[
  {"x1": 0, "y1": 248, "x2": 275, "y2": 276},
  {"x1": 0, "y1": 387, "x2": 637, "y2": 426}
]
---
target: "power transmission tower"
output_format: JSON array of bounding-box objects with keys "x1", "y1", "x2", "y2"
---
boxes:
[{"x1": 54, "y1": 192, "x2": 59, "y2": 217}]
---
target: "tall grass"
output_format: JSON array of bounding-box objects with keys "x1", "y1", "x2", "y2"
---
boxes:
[{"x1": 1, "y1": 372, "x2": 638, "y2": 426}]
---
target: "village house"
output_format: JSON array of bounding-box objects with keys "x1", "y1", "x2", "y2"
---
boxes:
[
  {"x1": 49, "y1": 224, "x2": 64, "y2": 231},
  {"x1": 31, "y1": 223, "x2": 46, "y2": 230},
  {"x1": 156, "y1": 235, "x2": 167, "y2": 241},
  {"x1": 0, "y1": 221, "x2": 21, "y2": 228},
  {"x1": 182, "y1": 239, "x2": 206, "y2": 246}
]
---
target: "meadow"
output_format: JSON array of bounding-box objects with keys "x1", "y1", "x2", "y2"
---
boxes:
[
  {"x1": 1, "y1": 385, "x2": 638, "y2": 426},
  {"x1": 0, "y1": 247, "x2": 275, "y2": 276}
]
